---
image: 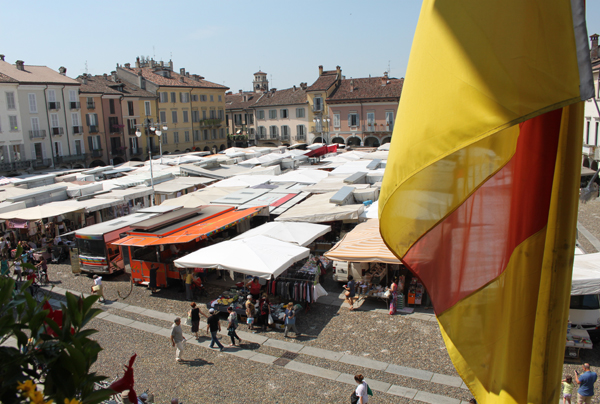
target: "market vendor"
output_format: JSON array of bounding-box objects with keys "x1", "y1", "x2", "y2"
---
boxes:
[{"x1": 247, "y1": 276, "x2": 262, "y2": 300}]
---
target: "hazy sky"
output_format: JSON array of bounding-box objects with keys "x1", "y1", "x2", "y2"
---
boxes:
[{"x1": 2, "y1": 1, "x2": 600, "y2": 93}]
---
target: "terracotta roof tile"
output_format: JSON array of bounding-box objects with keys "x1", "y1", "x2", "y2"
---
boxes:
[
  {"x1": 251, "y1": 87, "x2": 307, "y2": 107},
  {"x1": 122, "y1": 66, "x2": 228, "y2": 90},
  {"x1": 306, "y1": 71, "x2": 339, "y2": 92},
  {"x1": 225, "y1": 92, "x2": 262, "y2": 110},
  {"x1": 0, "y1": 72, "x2": 17, "y2": 83},
  {"x1": 327, "y1": 76, "x2": 404, "y2": 102},
  {"x1": 0, "y1": 61, "x2": 79, "y2": 85},
  {"x1": 77, "y1": 74, "x2": 157, "y2": 98}
]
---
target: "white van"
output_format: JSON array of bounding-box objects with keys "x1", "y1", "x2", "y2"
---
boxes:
[
  {"x1": 570, "y1": 294, "x2": 600, "y2": 341},
  {"x1": 332, "y1": 261, "x2": 368, "y2": 283}
]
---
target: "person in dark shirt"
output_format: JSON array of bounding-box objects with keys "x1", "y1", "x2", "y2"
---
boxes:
[{"x1": 206, "y1": 308, "x2": 224, "y2": 351}]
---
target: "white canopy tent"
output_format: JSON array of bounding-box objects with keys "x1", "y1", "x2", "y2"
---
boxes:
[
  {"x1": 174, "y1": 235, "x2": 310, "y2": 279},
  {"x1": 232, "y1": 222, "x2": 331, "y2": 247},
  {"x1": 572, "y1": 253, "x2": 600, "y2": 295},
  {"x1": 275, "y1": 192, "x2": 365, "y2": 223},
  {"x1": 160, "y1": 187, "x2": 245, "y2": 208}
]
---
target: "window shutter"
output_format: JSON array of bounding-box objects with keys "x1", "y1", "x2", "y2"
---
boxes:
[
  {"x1": 94, "y1": 114, "x2": 98, "y2": 125},
  {"x1": 356, "y1": 112, "x2": 360, "y2": 125},
  {"x1": 40, "y1": 143, "x2": 46, "y2": 159},
  {"x1": 348, "y1": 115, "x2": 352, "y2": 126},
  {"x1": 88, "y1": 136, "x2": 93, "y2": 151},
  {"x1": 85, "y1": 114, "x2": 90, "y2": 126},
  {"x1": 30, "y1": 144, "x2": 36, "y2": 160}
]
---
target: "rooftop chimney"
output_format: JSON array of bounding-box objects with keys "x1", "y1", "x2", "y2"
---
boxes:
[
  {"x1": 81, "y1": 75, "x2": 88, "y2": 85},
  {"x1": 103, "y1": 73, "x2": 108, "y2": 80},
  {"x1": 591, "y1": 34, "x2": 599, "y2": 60},
  {"x1": 135, "y1": 57, "x2": 140, "y2": 68},
  {"x1": 186, "y1": 72, "x2": 190, "y2": 77},
  {"x1": 336, "y1": 65, "x2": 341, "y2": 78},
  {"x1": 111, "y1": 70, "x2": 117, "y2": 82},
  {"x1": 0, "y1": 55, "x2": 4, "y2": 61},
  {"x1": 239, "y1": 89, "x2": 243, "y2": 94},
  {"x1": 180, "y1": 68, "x2": 186, "y2": 76},
  {"x1": 168, "y1": 60, "x2": 173, "y2": 70},
  {"x1": 300, "y1": 82, "x2": 307, "y2": 90},
  {"x1": 15, "y1": 60, "x2": 24, "y2": 71},
  {"x1": 124, "y1": 63, "x2": 131, "y2": 69},
  {"x1": 191, "y1": 74, "x2": 200, "y2": 81},
  {"x1": 350, "y1": 79, "x2": 354, "y2": 92},
  {"x1": 319, "y1": 65, "x2": 323, "y2": 76},
  {"x1": 179, "y1": 76, "x2": 185, "y2": 83},
  {"x1": 293, "y1": 85, "x2": 297, "y2": 91},
  {"x1": 59, "y1": 66, "x2": 67, "y2": 76},
  {"x1": 138, "y1": 71, "x2": 145, "y2": 89}
]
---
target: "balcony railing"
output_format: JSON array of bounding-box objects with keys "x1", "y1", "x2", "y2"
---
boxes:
[
  {"x1": 281, "y1": 134, "x2": 290, "y2": 141},
  {"x1": 128, "y1": 127, "x2": 136, "y2": 135},
  {"x1": 48, "y1": 101, "x2": 61, "y2": 110},
  {"x1": 131, "y1": 149, "x2": 142, "y2": 156},
  {"x1": 248, "y1": 133, "x2": 256, "y2": 139},
  {"x1": 0, "y1": 160, "x2": 31, "y2": 172},
  {"x1": 91, "y1": 149, "x2": 103, "y2": 158},
  {"x1": 295, "y1": 135, "x2": 306, "y2": 141},
  {"x1": 199, "y1": 119, "x2": 222, "y2": 127},
  {"x1": 51, "y1": 127, "x2": 64, "y2": 136},
  {"x1": 29, "y1": 130, "x2": 47, "y2": 139},
  {"x1": 73, "y1": 126, "x2": 83, "y2": 134},
  {"x1": 110, "y1": 125, "x2": 122, "y2": 134},
  {"x1": 257, "y1": 133, "x2": 266, "y2": 140},
  {"x1": 313, "y1": 106, "x2": 323, "y2": 113},
  {"x1": 31, "y1": 159, "x2": 52, "y2": 169},
  {"x1": 89, "y1": 125, "x2": 99, "y2": 133},
  {"x1": 70, "y1": 101, "x2": 80, "y2": 110},
  {"x1": 146, "y1": 147, "x2": 160, "y2": 154},
  {"x1": 87, "y1": 102, "x2": 95, "y2": 109},
  {"x1": 269, "y1": 134, "x2": 279, "y2": 140},
  {"x1": 111, "y1": 149, "x2": 125, "y2": 157}
]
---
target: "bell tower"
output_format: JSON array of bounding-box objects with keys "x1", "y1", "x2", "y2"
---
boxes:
[{"x1": 253, "y1": 71, "x2": 268, "y2": 93}]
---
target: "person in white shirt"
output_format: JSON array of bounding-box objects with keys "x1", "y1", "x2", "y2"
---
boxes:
[
  {"x1": 91, "y1": 275, "x2": 105, "y2": 303},
  {"x1": 354, "y1": 374, "x2": 368, "y2": 404}
]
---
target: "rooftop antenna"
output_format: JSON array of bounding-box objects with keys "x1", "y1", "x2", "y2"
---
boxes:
[
  {"x1": 153, "y1": 46, "x2": 155, "y2": 60},
  {"x1": 270, "y1": 73, "x2": 273, "y2": 88},
  {"x1": 387, "y1": 60, "x2": 391, "y2": 76},
  {"x1": 85, "y1": 60, "x2": 88, "y2": 75}
]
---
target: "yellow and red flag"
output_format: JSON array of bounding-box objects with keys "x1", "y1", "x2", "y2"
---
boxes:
[{"x1": 379, "y1": 1, "x2": 593, "y2": 403}]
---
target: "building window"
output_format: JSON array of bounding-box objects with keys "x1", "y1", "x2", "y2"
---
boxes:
[
  {"x1": 200, "y1": 95, "x2": 207, "y2": 102},
  {"x1": 74, "y1": 139, "x2": 83, "y2": 155},
  {"x1": 247, "y1": 113, "x2": 254, "y2": 124},
  {"x1": 348, "y1": 112, "x2": 359, "y2": 127},
  {"x1": 367, "y1": 112, "x2": 375, "y2": 130},
  {"x1": 314, "y1": 97, "x2": 322, "y2": 111},
  {"x1": 172, "y1": 111, "x2": 178, "y2": 123},
  {"x1": 258, "y1": 126, "x2": 266, "y2": 139},
  {"x1": 128, "y1": 101, "x2": 134, "y2": 115},
  {"x1": 281, "y1": 125, "x2": 290, "y2": 140},
  {"x1": 160, "y1": 111, "x2": 167, "y2": 123},
  {"x1": 209, "y1": 110, "x2": 216, "y2": 119},
  {"x1": 192, "y1": 110, "x2": 200, "y2": 122},
  {"x1": 210, "y1": 95, "x2": 214, "y2": 102},
  {"x1": 171, "y1": 92, "x2": 176, "y2": 103},
  {"x1": 269, "y1": 125, "x2": 278, "y2": 138},
  {"x1": 257, "y1": 110, "x2": 265, "y2": 120},
  {"x1": 109, "y1": 99, "x2": 115, "y2": 114},
  {"x1": 9, "y1": 116, "x2": 18, "y2": 131},
  {"x1": 6, "y1": 92, "x2": 15, "y2": 110},
  {"x1": 587, "y1": 120, "x2": 591, "y2": 144},
  {"x1": 162, "y1": 133, "x2": 168, "y2": 144},
  {"x1": 280, "y1": 109, "x2": 288, "y2": 119},
  {"x1": 174, "y1": 132, "x2": 179, "y2": 143},
  {"x1": 596, "y1": 121, "x2": 599, "y2": 146},
  {"x1": 194, "y1": 130, "x2": 200, "y2": 141},
  {"x1": 218, "y1": 95, "x2": 222, "y2": 102},
  {"x1": 203, "y1": 130, "x2": 208, "y2": 140},
  {"x1": 218, "y1": 109, "x2": 224, "y2": 120},
  {"x1": 160, "y1": 92, "x2": 168, "y2": 103},
  {"x1": 129, "y1": 137, "x2": 138, "y2": 154},
  {"x1": 385, "y1": 111, "x2": 394, "y2": 131},
  {"x1": 269, "y1": 110, "x2": 277, "y2": 119},
  {"x1": 145, "y1": 101, "x2": 151, "y2": 116},
  {"x1": 296, "y1": 125, "x2": 306, "y2": 139},
  {"x1": 333, "y1": 113, "x2": 340, "y2": 128},
  {"x1": 211, "y1": 129, "x2": 217, "y2": 139},
  {"x1": 109, "y1": 116, "x2": 119, "y2": 133},
  {"x1": 28, "y1": 93, "x2": 37, "y2": 113},
  {"x1": 296, "y1": 108, "x2": 305, "y2": 118},
  {"x1": 50, "y1": 113, "x2": 60, "y2": 129},
  {"x1": 183, "y1": 110, "x2": 189, "y2": 123},
  {"x1": 87, "y1": 97, "x2": 95, "y2": 108},
  {"x1": 192, "y1": 94, "x2": 199, "y2": 102},
  {"x1": 72, "y1": 113, "x2": 80, "y2": 127},
  {"x1": 184, "y1": 131, "x2": 190, "y2": 142},
  {"x1": 220, "y1": 128, "x2": 225, "y2": 138},
  {"x1": 69, "y1": 90, "x2": 78, "y2": 103},
  {"x1": 180, "y1": 93, "x2": 190, "y2": 103},
  {"x1": 234, "y1": 114, "x2": 242, "y2": 126}
]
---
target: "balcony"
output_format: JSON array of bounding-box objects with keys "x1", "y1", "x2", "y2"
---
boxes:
[
  {"x1": 248, "y1": 133, "x2": 256, "y2": 140},
  {"x1": 73, "y1": 126, "x2": 83, "y2": 134},
  {"x1": 281, "y1": 134, "x2": 290, "y2": 141},
  {"x1": 48, "y1": 101, "x2": 61, "y2": 110},
  {"x1": 111, "y1": 149, "x2": 125, "y2": 157},
  {"x1": 29, "y1": 130, "x2": 47, "y2": 139},
  {"x1": 87, "y1": 102, "x2": 96, "y2": 109},
  {"x1": 91, "y1": 149, "x2": 103, "y2": 158},
  {"x1": 61, "y1": 154, "x2": 87, "y2": 163},
  {"x1": 130, "y1": 149, "x2": 142, "y2": 156},
  {"x1": 110, "y1": 124, "x2": 123, "y2": 134},
  {"x1": 51, "y1": 127, "x2": 64, "y2": 136},
  {"x1": 128, "y1": 127, "x2": 137, "y2": 136},
  {"x1": 269, "y1": 134, "x2": 279, "y2": 140},
  {"x1": 89, "y1": 125, "x2": 99, "y2": 133},
  {"x1": 313, "y1": 106, "x2": 323, "y2": 113},
  {"x1": 146, "y1": 147, "x2": 160, "y2": 154},
  {"x1": 70, "y1": 101, "x2": 80, "y2": 110},
  {"x1": 0, "y1": 160, "x2": 31, "y2": 172},
  {"x1": 31, "y1": 159, "x2": 52, "y2": 169},
  {"x1": 295, "y1": 135, "x2": 306, "y2": 141},
  {"x1": 199, "y1": 119, "x2": 222, "y2": 127}
]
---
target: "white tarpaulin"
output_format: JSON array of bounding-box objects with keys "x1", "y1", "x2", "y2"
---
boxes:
[
  {"x1": 232, "y1": 222, "x2": 331, "y2": 247},
  {"x1": 572, "y1": 253, "x2": 600, "y2": 295},
  {"x1": 174, "y1": 235, "x2": 310, "y2": 279},
  {"x1": 160, "y1": 187, "x2": 245, "y2": 208},
  {"x1": 275, "y1": 192, "x2": 365, "y2": 223},
  {"x1": 0, "y1": 203, "x2": 83, "y2": 220}
]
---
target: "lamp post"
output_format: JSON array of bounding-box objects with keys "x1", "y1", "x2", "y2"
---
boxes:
[
  {"x1": 135, "y1": 119, "x2": 168, "y2": 206},
  {"x1": 313, "y1": 117, "x2": 330, "y2": 144}
]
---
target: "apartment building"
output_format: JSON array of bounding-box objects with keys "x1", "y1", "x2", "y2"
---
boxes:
[
  {"x1": 305, "y1": 65, "x2": 343, "y2": 144},
  {"x1": 251, "y1": 85, "x2": 309, "y2": 146},
  {"x1": 0, "y1": 58, "x2": 82, "y2": 172},
  {"x1": 117, "y1": 57, "x2": 229, "y2": 155},
  {"x1": 326, "y1": 73, "x2": 403, "y2": 147}
]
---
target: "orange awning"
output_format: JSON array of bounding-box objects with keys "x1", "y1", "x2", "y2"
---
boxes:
[{"x1": 113, "y1": 206, "x2": 266, "y2": 247}]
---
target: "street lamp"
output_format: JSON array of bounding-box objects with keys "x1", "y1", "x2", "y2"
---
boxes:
[
  {"x1": 134, "y1": 119, "x2": 168, "y2": 206},
  {"x1": 313, "y1": 117, "x2": 330, "y2": 145}
]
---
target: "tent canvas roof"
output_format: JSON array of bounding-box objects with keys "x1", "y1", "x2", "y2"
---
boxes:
[
  {"x1": 233, "y1": 222, "x2": 331, "y2": 247},
  {"x1": 572, "y1": 252, "x2": 600, "y2": 295},
  {"x1": 324, "y1": 219, "x2": 400, "y2": 264},
  {"x1": 160, "y1": 187, "x2": 245, "y2": 208},
  {"x1": 174, "y1": 235, "x2": 310, "y2": 279},
  {"x1": 274, "y1": 192, "x2": 364, "y2": 223}
]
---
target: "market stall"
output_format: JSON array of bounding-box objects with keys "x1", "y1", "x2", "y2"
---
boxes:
[{"x1": 232, "y1": 221, "x2": 331, "y2": 247}]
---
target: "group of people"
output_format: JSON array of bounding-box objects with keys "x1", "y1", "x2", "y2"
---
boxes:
[{"x1": 562, "y1": 363, "x2": 598, "y2": 404}]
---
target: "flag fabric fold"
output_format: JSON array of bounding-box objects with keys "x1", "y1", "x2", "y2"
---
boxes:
[{"x1": 379, "y1": 1, "x2": 593, "y2": 403}]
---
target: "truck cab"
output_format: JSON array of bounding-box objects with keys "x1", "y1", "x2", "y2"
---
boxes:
[{"x1": 570, "y1": 294, "x2": 600, "y2": 342}]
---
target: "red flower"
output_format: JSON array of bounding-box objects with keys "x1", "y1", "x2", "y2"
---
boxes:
[
  {"x1": 42, "y1": 301, "x2": 74, "y2": 337},
  {"x1": 109, "y1": 354, "x2": 137, "y2": 403}
]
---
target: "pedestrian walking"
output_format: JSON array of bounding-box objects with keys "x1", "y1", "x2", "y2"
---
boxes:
[
  {"x1": 170, "y1": 317, "x2": 186, "y2": 362},
  {"x1": 206, "y1": 308, "x2": 224, "y2": 351},
  {"x1": 14, "y1": 258, "x2": 22, "y2": 282},
  {"x1": 258, "y1": 292, "x2": 270, "y2": 332},
  {"x1": 185, "y1": 270, "x2": 193, "y2": 301},
  {"x1": 227, "y1": 306, "x2": 242, "y2": 346},
  {"x1": 575, "y1": 363, "x2": 597, "y2": 404},
  {"x1": 1, "y1": 254, "x2": 9, "y2": 277},
  {"x1": 562, "y1": 375, "x2": 574, "y2": 404},
  {"x1": 188, "y1": 302, "x2": 201, "y2": 338},
  {"x1": 389, "y1": 276, "x2": 399, "y2": 315},
  {"x1": 36, "y1": 256, "x2": 49, "y2": 284},
  {"x1": 351, "y1": 374, "x2": 369, "y2": 404},
  {"x1": 344, "y1": 275, "x2": 357, "y2": 311},
  {"x1": 245, "y1": 295, "x2": 256, "y2": 331},
  {"x1": 149, "y1": 265, "x2": 158, "y2": 293},
  {"x1": 91, "y1": 275, "x2": 106, "y2": 303},
  {"x1": 283, "y1": 302, "x2": 300, "y2": 338}
]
